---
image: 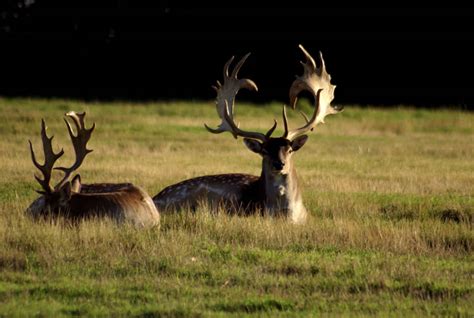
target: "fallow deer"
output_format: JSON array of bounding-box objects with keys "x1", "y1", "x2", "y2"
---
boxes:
[
  {"x1": 27, "y1": 111, "x2": 160, "y2": 228},
  {"x1": 153, "y1": 45, "x2": 342, "y2": 223}
]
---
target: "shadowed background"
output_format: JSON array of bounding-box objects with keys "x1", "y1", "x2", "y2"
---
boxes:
[{"x1": 1, "y1": 2, "x2": 473, "y2": 108}]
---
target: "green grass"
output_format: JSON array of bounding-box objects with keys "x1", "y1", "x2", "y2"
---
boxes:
[{"x1": 0, "y1": 97, "x2": 473, "y2": 316}]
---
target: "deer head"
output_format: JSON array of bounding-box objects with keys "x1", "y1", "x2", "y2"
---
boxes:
[
  {"x1": 205, "y1": 45, "x2": 343, "y2": 176},
  {"x1": 28, "y1": 111, "x2": 95, "y2": 216}
]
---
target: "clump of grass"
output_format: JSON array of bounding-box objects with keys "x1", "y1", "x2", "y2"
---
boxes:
[
  {"x1": 210, "y1": 297, "x2": 294, "y2": 313},
  {"x1": 379, "y1": 203, "x2": 417, "y2": 221},
  {"x1": 436, "y1": 208, "x2": 473, "y2": 224}
]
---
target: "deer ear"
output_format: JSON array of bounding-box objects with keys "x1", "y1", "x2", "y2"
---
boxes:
[
  {"x1": 243, "y1": 138, "x2": 263, "y2": 154},
  {"x1": 59, "y1": 181, "x2": 73, "y2": 203},
  {"x1": 291, "y1": 135, "x2": 308, "y2": 152},
  {"x1": 71, "y1": 175, "x2": 82, "y2": 193}
]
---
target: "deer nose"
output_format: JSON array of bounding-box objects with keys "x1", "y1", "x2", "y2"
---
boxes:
[{"x1": 272, "y1": 161, "x2": 285, "y2": 170}]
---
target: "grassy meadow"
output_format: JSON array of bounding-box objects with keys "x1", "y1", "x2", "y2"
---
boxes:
[{"x1": 0, "y1": 97, "x2": 472, "y2": 316}]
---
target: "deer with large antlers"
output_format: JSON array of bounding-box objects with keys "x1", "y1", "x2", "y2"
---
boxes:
[
  {"x1": 27, "y1": 111, "x2": 160, "y2": 228},
  {"x1": 153, "y1": 45, "x2": 342, "y2": 223}
]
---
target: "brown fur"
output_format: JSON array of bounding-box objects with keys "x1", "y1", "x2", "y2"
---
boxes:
[
  {"x1": 154, "y1": 174, "x2": 262, "y2": 214},
  {"x1": 28, "y1": 177, "x2": 160, "y2": 228}
]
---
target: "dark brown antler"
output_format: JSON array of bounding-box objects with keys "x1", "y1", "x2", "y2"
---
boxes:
[
  {"x1": 205, "y1": 53, "x2": 276, "y2": 142},
  {"x1": 54, "y1": 111, "x2": 95, "y2": 190},
  {"x1": 29, "y1": 119, "x2": 65, "y2": 194}
]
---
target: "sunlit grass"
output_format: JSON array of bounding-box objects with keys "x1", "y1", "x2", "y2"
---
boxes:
[{"x1": 0, "y1": 97, "x2": 473, "y2": 316}]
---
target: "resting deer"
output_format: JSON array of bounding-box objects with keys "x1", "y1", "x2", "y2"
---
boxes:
[
  {"x1": 153, "y1": 45, "x2": 342, "y2": 223},
  {"x1": 27, "y1": 111, "x2": 160, "y2": 228}
]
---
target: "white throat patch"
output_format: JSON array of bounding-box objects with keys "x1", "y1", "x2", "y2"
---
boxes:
[
  {"x1": 277, "y1": 185, "x2": 286, "y2": 196},
  {"x1": 272, "y1": 174, "x2": 287, "y2": 197}
]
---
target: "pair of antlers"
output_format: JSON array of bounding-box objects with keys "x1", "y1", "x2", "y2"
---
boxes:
[
  {"x1": 29, "y1": 111, "x2": 95, "y2": 194},
  {"x1": 205, "y1": 44, "x2": 342, "y2": 142}
]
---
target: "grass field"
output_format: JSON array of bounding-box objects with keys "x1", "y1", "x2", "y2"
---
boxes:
[{"x1": 0, "y1": 97, "x2": 472, "y2": 316}]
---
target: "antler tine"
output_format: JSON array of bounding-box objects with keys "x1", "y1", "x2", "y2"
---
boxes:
[
  {"x1": 298, "y1": 44, "x2": 317, "y2": 73},
  {"x1": 231, "y1": 52, "x2": 250, "y2": 78},
  {"x1": 265, "y1": 120, "x2": 278, "y2": 139},
  {"x1": 29, "y1": 119, "x2": 65, "y2": 194},
  {"x1": 223, "y1": 56, "x2": 234, "y2": 79},
  {"x1": 282, "y1": 106, "x2": 289, "y2": 138},
  {"x1": 55, "y1": 111, "x2": 95, "y2": 190},
  {"x1": 318, "y1": 51, "x2": 328, "y2": 77},
  {"x1": 299, "y1": 110, "x2": 310, "y2": 124},
  {"x1": 204, "y1": 53, "x2": 271, "y2": 142}
]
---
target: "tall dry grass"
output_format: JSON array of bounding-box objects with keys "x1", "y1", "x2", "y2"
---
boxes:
[{"x1": 0, "y1": 98, "x2": 472, "y2": 315}]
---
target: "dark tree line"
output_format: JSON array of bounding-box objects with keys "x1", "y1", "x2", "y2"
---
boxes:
[{"x1": 1, "y1": 2, "x2": 473, "y2": 109}]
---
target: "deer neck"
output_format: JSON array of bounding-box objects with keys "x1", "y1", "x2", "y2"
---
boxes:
[{"x1": 260, "y1": 159, "x2": 306, "y2": 223}]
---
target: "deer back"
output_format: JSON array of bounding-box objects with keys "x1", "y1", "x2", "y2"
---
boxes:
[
  {"x1": 153, "y1": 173, "x2": 263, "y2": 214},
  {"x1": 28, "y1": 178, "x2": 160, "y2": 228}
]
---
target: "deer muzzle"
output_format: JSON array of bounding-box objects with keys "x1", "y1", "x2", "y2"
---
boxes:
[{"x1": 272, "y1": 160, "x2": 285, "y2": 171}]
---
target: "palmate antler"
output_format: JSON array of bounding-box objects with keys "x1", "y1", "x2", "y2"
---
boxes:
[
  {"x1": 204, "y1": 53, "x2": 276, "y2": 142},
  {"x1": 29, "y1": 111, "x2": 95, "y2": 193},
  {"x1": 284, "y1": 45, "x2": 343, "y2": 140}
]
